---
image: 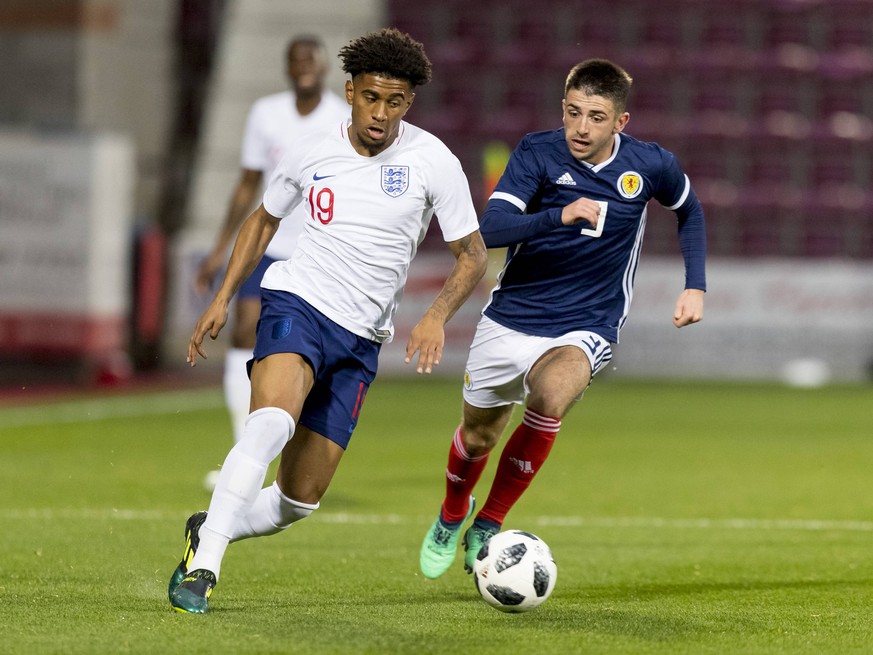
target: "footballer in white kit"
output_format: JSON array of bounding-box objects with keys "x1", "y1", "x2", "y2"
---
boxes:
[
  {"x1": 196, "y1": 36, "x2": 350, "y2": 467},
  {"x1": 170, "y1": 28, "x2": 487, "y2": 614},
  {"x1": 261, "y1": 118, "x2": 479, "y2": 343}
]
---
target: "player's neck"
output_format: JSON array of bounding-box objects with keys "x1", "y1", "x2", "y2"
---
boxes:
[
  {"x1": 346, "y1": 126, "x2": 398, "y2": 157},
  {"x1": 295, "y1": 92, "x2": 322, "y2": 117}
]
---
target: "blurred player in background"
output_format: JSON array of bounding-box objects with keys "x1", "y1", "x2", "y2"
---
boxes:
[
  {"x1": 195, "y1": 35, "x2": 348, "y2": 490},
  {"x1": 420, "y1": 58, "x2": 707, "y2": 578},
  {"x1": 169, "y1": 28, "x2": 488, "y2": 614}
]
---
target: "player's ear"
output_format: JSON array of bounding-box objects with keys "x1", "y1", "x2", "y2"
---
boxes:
[
  {"x1": 345, "y1": 79, "x2": 354, "y2": 105},
  {"x1": 403, "y1": 91, "x2": 415, "y2": 114},
  {"x1": 614, "y1": 111, "x2": 630, "y2": 134}
]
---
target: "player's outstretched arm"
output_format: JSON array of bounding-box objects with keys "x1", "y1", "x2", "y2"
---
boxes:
[
  {"x1": 672, "y1": 288, "x2": 704, "y2": 328},
  {"x1": 405, "y1": 230, "x2": 487, "y2": 374},
  {"x1": 187, "y1": 204, "x2": 280, "y2": 366}
]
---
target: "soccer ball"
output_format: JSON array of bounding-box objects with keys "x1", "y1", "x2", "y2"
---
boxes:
[{"x1": 472, "y1": 529, "x2": 557, "y2": 612}]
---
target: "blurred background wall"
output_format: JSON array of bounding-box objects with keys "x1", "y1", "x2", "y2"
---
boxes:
[{"x1": 2, "y1": 0, "x2": 872, "y2": 387}]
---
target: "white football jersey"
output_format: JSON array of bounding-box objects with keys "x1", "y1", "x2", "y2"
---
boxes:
[
  {"x1": 240, "y1": 90, "x2": 349, "y2": 259},
  {"x1": 262, "y1": 119, "x2": 479, "y2": 343}
]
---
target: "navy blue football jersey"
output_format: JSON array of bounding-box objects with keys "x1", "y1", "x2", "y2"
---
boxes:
[{"x1": 481, "y1": 130, "x2": 706, "y2": 343}]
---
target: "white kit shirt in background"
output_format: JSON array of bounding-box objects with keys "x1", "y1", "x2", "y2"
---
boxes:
[
  {"x1": 240, "y1": 89, "x2": 349, "y2": 260},
  {"x1": 261, "y1": 119, "x2": 480, "y2": 343}
]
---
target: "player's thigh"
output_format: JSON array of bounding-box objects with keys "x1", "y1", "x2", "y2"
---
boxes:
[
  {"x1": 463, "y1": 316, "x2": 531, "y2": 407},
  {"x1": 250, "y1": 352, "x2": 315, "y2": 421},
  {"x1": 230, "y1": 297, "x2": 261, "y2": 348},
  {"x1": 276, "y1": 425, "x2": 344, "y2": 505},
  {"x1": 526, "y1": 346, "x2": 592, "y2": 417}
]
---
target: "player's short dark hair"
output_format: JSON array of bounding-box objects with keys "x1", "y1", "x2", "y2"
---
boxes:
[
  {"x1": 338, "y1": 28, "x2": 432, "y2": 88},
  {"x1": 565, "y1": 59, "x2": 633, "y2": 113}
]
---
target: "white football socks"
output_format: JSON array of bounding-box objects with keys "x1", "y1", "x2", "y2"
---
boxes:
[
  {"x1": 188, "y1": 407, "x2": 295, "y2": 579},
  {"x1": 231, "y1": 481, "x2": 319, "y2": 541},
  {"x1": 223, "y1": 348, "x2": 253, "y2": 444}
]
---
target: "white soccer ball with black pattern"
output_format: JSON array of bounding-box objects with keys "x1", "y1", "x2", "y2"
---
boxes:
[{"x1": 472, "y1": 529, "x2": 557, "y2": 612}]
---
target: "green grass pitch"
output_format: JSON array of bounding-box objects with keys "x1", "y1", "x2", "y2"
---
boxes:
[{"x1": 1, "y1": 376, "x2": 872, "y2": 654}]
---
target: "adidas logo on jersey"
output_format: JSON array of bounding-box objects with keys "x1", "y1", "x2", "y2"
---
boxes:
[{"x1": 555, "y1": 172, "x2": 576, "y2": 185}]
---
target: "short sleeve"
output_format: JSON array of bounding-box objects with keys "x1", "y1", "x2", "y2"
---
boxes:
[
  {"x1": 262, "y1": 151, "x2": 303, "y2": 219},
  {"x1": 429, "y1": 147, "x2": 480, "y2": 242},
  {"x1": 653, "y1": 148, "x2": 690, "y2": 210}
]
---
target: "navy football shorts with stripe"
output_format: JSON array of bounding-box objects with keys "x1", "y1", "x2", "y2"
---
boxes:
[{"x1": 250, "y1": 289, "x2": 380, "y2": 449}]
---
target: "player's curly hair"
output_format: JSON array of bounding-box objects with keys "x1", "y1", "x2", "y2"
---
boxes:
[
  {"x1": 338, "y1": 28, "x2": 432, "y2": 88},
  {"x1": 565, "y1": 59, "x2": 633, "y2": 113}
]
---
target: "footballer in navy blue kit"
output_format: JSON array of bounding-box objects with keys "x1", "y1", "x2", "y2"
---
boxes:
[
  {"x1": 421, "y1": 58, "x2": 707, "y2": 580},
  {"x1": 482, "y1": 128, "x2": 706, "y2": 343}
]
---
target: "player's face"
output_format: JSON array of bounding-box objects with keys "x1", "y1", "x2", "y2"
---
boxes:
[
  {"x1": 562, "y1": 90, "x2": 629, "y2": 164},
  {"x1": 287, "y1": 42, "x2": 327, "y2": 95},
  {"x1": 345, "y1": 73, "x2": 415, "y2": 156}
]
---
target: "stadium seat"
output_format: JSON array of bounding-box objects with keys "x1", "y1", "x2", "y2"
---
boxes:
[
  {"x1": 822, "y1": 1, "x2": 873, "y2": 49},
  {"x1": 753, "y1": 75, "x2": 818, "y2": 120},
  {"x1": 808, "y1": 155, "x2": 861, "y2": 190},
  {"x1": 762, "y1": 2, "x2": 823, "y2": 48},
  {"x1": 803, "y1": 187, "x2": 872, "y2": 256},
  {"x1": 737, "y1": 216, "x2": 787, "y2": 257},
  {"x1": 693, "y1": 7, "x2": 765, "y2": 51},
  {"x1": 815, "y1": 73, "x2": 872, "y2": 119}
]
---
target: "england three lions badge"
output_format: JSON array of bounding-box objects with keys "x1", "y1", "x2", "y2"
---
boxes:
[{"x1": 381, "y1": 165, "x2": 409, "y2": 197}]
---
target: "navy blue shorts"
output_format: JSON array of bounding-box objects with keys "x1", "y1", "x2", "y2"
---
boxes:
[
  {"x1": 238, "y1": 256, "x2": 278, "y2": 299},
  {"x1": 250, "y1": 290, "x2": 380, "y2": 449}
]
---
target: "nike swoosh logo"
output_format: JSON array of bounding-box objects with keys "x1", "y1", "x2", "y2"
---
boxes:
[{"x1": 313, "y1": 172, "x2": 335, "y2": 181}]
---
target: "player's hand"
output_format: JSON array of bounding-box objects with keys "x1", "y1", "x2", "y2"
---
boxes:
[
  {"x1": 186, "y1": 300, "x2": 230, "y2": 366},
  {"x1": 561, "y1": 197, "x2": 602, "y2": 229},
  {"x1": 673, "y1": 288, "x2": 704, "y2": 328},
  {"x1": 194, "y1": 251, "x2": 226, "y2": 296},
  {"x1": 404, "y1": 315, "x2": 445, "y2": 374}
]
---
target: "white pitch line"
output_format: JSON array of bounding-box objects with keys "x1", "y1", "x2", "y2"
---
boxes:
[
  {"x1": 1, "y1": 508, "x2": 872, "y2": 532},
  {"x1": 0, "y1": 389, "x2": 225, "y2": 428}
]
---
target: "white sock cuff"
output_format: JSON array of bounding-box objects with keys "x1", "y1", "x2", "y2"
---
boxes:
[
  {"x1": 522, "y1": 407, "x2": 561, "y2": 433},
  {"x1": 237, "y1": 407, "x2": 296, "y2": 464},
  {"x1": 272, "y1": 482, "x2": 319, "y2": 528},
  {"x1": 246, "y1": 406, "x2": 295, "y2": 431},
  {"x1": 273, "y1": 481, "x2": 320, "y2": 512}
]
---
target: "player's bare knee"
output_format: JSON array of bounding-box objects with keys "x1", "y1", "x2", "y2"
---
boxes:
[
  {"x1": 526, "y1": 378, "x2": 588, "y2": 417},
  {"x1": 460, "y1": 423, "x2": 501, "y2": 455},
  {"x1": 525, "y1": 396, "x2": 574, "y2": 420}
]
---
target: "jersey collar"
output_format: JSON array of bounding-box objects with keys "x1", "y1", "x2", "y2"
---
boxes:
[{"x1": 589, "y1": 133, "x2": 621, "y2": 173}]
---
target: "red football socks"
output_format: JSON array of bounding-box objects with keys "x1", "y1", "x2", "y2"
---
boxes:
[
  {"x1": 440, "y1": 427, "x2": 489, "y2": 524},
  {"x1": 478, "y1": 408, "x2": 561, "y2": 526}
]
